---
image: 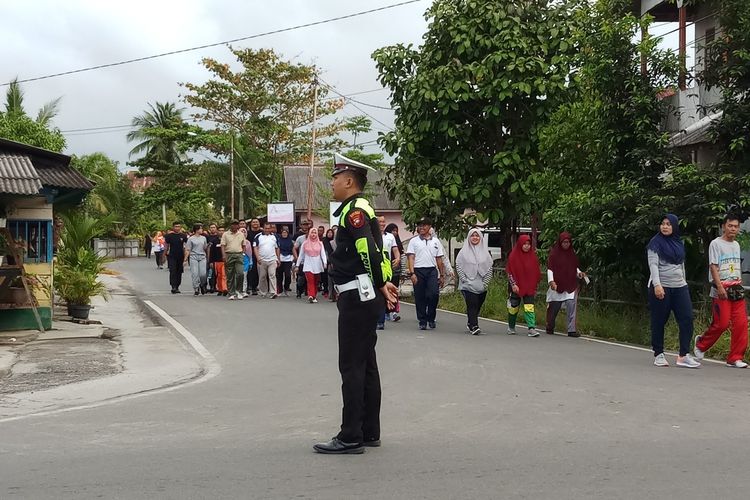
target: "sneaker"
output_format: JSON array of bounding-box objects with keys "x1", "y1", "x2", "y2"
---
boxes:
[
  {"x1": 392, "y1": 313, "x2": 401, "y2": 322},
  {"x1": 528, "y1": 329, "x2": 540, "y2": 337},
  {"x1": 236, "y1": 293, "x2": 244, "y2": 300},
  {"x1": 567, "y1": 332, "x2": 581, "y2": 338},
  {"x1": 228, "y1": 295, "x2": 236, "y2": 301},
  {"x1": 676, "y1": 355, "x2": 701, "y2": 368},
  {"x1": 283, "y1": 291, "x2": 289, "y2": 297},
  {"x1": 270, "y1": 293, "x2": 277, "y2": 299},
  {"x1": 654, "y1": 353, "x2": 669, "y2": 367},
  {"x1": 727, "y1": 360, "x2": 748, "y2": 368},
  {"x1": 194, "y1": 290, "x2": 200, "y2": 296},
  {"x1": 308, "y1": 296, "x2": 314, "y2": 303},
  {"x1": 693, "y1": 336, "x2": 705, "y2": 360},
  {"x1": 312, "y1": 298, "x2": 318, "y2": 303},
  {"x1": 470, "y1": 326, "x2": 482, "y2": 336},
  {"x1": 507, "y1": 327, "x2": 516, "y2": 335},
  {"x1": 419, "y1": 323, "x2": 427, "y2": 330},
  {"x1": 376, "y1": 323, "x2": 384, "y2": 330},
  {"x1": 428, "y1": 321, "x2": 436, "y2": 329},
  {"x1": 465, "y1": 325, "x2": 472, "y2": 334}
]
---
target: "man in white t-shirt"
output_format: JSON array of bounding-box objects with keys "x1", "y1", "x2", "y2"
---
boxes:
[
  {"x1": 406, "y1": 217, "x2": 446, "y2": 330},
  {"x1": 253, "y1": 222, "x2": 280, "y2": 298},
  {"x1": 694, "y1": 213, "x2": 748, "y2": 367},
  {"x1": 377, "y1": 216, "x2": 401, "y2": 327}
]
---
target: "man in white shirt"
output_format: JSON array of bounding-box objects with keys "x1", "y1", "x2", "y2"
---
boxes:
[
  {"x1": 253, "y1": 222, "x2": 281, "y2": 298},
  {"x1": 406, "y1": 217, "x2": 446, "y2": 330}
]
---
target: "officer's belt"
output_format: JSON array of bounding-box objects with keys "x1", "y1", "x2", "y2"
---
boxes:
[{"x1": 334, "y1": 280, "x2": 359, "y2": 294}]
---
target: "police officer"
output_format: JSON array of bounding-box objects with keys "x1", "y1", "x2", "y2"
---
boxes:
[{"x1": 313, "y1": 154, "x2": 399, "y2": 455}]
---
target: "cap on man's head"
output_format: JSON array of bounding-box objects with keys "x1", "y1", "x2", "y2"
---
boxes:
[
  {"x1": 417, "y1": 217, "x2": 433, "y2": 226},
  {"x1": 332, "y1": 153, "x2": 377, "y2": 177}
]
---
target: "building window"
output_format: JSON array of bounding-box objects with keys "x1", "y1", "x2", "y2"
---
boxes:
[{"x1": 7, "y1": 220, "x2": 53, "y2": 263}]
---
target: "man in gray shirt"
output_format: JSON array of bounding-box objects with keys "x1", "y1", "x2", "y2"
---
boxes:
[{"x1": 185, "y1": 224, "x2": 209, "y2": 295}]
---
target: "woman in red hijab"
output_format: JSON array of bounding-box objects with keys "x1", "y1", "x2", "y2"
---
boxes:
[
  {"x1": 505, "y1": 234, "x2": 541, "y2": 336},
  {"x1": 545, "y1": 232, "x2": 586, "y2": 337}
]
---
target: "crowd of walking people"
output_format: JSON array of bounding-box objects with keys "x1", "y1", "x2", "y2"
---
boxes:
[{"x1": 144, "y1": 211, "x2": 750, "y2": 369}]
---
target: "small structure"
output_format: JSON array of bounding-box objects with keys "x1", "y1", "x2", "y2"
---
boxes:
[
  {"x1": 281, "y1": 164, "x2": 411, "y2": 235},
  {"x1": 0, "y1": 138, "x2": 93, "y2": 330}
]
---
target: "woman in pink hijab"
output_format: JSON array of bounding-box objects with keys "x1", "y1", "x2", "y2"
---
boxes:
[{"x1": 295, "y1": 227, "x2": 328, "y2": 303}]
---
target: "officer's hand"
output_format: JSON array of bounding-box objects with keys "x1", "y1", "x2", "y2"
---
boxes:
[
  {"x1": 380, "y1": 282, "x2": 398, "y2": 308},
  {"x1": 410, "y1": 274, "x2": 418, "y2": 285}
]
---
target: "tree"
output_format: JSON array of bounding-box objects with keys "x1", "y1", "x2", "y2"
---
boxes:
[
  {"x1": 372, "y1": 0, "x2": 583, "y2": 234},
  {"x1": 0, "y1": 79, "x2": 65, "y2": 151},
  {"x1": 126, "y1": 102, "x2": 187, "y2": 163},
  {"x1": 345, "y1": 116, "x2": 372, "y2": 147},
  {"x1": 538, "y1": 0, "x2": 680, "y2": 287},
  {"x1": 70, "y1": 154, "x2": 139, "y2": 236},
  {"x1": 181, "y1": 47, "x2": 349, "y2": 216}
]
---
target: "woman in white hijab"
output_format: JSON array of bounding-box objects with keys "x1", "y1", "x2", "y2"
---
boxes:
[{"x1": 456, "y1": 228, "x2": 494, "y2": 335}]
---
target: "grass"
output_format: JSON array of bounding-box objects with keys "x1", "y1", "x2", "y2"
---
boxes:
[{"x1": 405, "y1": 277, "x2": 737, "y2": 362}]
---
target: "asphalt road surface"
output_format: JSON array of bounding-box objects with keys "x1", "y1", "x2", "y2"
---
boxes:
[{"x1": 1, "y1": 257, "x2": 750, "y2": 499}]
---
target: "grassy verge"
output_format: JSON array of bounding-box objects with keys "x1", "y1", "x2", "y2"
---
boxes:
[{"x1": 404, "y1": 277, "x2": 735, "y2": 361}]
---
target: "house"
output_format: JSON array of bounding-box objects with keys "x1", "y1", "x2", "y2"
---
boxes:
[
  {"x1": 633, "y1": 0, "x2": 722, "y2": 163},
  {"x1": 0, "y1": 138, "x2": 93, "y2": 330},
  {"x1": 280, "y1": 164, "x2": 412, "y2": 237},
  {"x1": 125, "y1": 170, "x2": 155, "y2": 193}
]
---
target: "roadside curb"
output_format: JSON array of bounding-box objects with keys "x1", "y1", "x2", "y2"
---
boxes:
[{"x1": 0, "y1": 274, "x2": 219, "y2": 422}]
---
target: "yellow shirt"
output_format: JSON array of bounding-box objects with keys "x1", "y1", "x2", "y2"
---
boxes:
[{"x1": 220, "y1": 230, "x2": 245, "y2": 253}]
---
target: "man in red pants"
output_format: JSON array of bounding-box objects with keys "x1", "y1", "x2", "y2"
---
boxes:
[{"x1": 694, "y1": 214, "x2": 748, "y2": 368}]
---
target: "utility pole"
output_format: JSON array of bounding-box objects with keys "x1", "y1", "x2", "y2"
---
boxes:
[
  {"x1": 305, "y1": 73, "x2": 319, "y2": 222},
  {"x1": 230, "y1": 134, "x2": 235, "y2": 220}
]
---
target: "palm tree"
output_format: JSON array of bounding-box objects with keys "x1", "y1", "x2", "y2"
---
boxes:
[
  {"x1": 126, "y1": 102, "x2": 186, "y2": 162},
  {"x1": 4, "y1": 78, "x2": 62, "y2": 125}
]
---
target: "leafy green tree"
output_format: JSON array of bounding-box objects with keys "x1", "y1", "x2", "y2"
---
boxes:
[
  {"x1": 538, "y1": 0, "x2": 680, "y2": 288},
  {"x1": 0, "y1": 79, "x2": 65, "y2": 151},
  {"x1": 372, "y1": 0, "x2": 583, "y2": 234},
  {"x1": 70, "y1": 154, "x2": 139, "y2": 236},
  {"x1": 126, "y1": 102, "x2": 187, "y2": 163},
  {"x1": 182, "y1": 47, "x2": 349, "y2": 215},
  {"x1": 345, "y1": 116, "x2": 372, "y2": 147}
]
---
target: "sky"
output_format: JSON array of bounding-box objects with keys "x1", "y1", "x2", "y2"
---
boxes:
[
  {"x1": 1, "y1": 0, "x2": 690, "y2": 171},
  {"x1": 0, "y1": 0, "x2": 429, "y2": 169}
]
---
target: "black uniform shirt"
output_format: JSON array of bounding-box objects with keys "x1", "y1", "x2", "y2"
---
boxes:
[
  {"x1": 164, "y1": 232, "x2": 187, "y2": 259},
  {"x1": 330, "y1": 193, "x2": 388, "y2": 288},
  {"x1": 206, "y1": 234, "x2": 222, "y2": 263}
]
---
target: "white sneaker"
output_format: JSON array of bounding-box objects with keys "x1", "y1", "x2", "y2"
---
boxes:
[
  {"x1": 242, "y1": 292, "x2": 249, "y2": 298},
  {"x1": 727, "y1": 360, "x2": 748, "y2": 368},
  {"x1": 676, "y1": 355, "x2": 701, "y2": 368},
  {"x1": 693, "y1": 336, "x2": 705, "y2": 360},
  {"x1": 653, "y1": 353, "x2": 669, "y2": 367},
  {"x1": 236, "y1": 293, "x2": 244, "y2": 300},
  {"x1": 312, "y1": 298, "x2": 318, "y2": 303},
  {"x1": 507, "y1": 327, "x2": 516, "y2": 335},
  {"x1": 527, "y1": 329, "x2": 539, "y2": 337},
  {"x1": 228, "y1": 295, "x2": 236, "y2": 301}
]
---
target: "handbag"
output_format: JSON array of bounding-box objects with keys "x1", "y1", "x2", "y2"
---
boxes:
[{"x1": 726, "y1": 284, "x2": 745, "y2": 301}]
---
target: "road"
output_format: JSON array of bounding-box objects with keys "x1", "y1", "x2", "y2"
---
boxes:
[{"x1": 1, "y1": 257, "x2": 750, "y2": 499}]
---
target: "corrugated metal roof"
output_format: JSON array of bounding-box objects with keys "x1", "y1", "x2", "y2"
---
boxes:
[
  {"x1": 669, "y1": 111, "x2": 722, "y2": 148},
  {"x1": 283, "y1": 165, "x2": 398, "y2": 211},
  {"x1": 36, "y1": 163, "x2": 95, "y2": 190},
  {"x1": 0, "y1": 152, "x2": 43, "y2": 195}
]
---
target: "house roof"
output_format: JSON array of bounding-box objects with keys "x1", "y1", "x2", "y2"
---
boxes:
[
  {"x1": 669, "y1": 111, "x2": 722, "y2": 148},
  {"x1": 0, "y1": 138, "x2": 93, "y2": 195},
  {"x1": 282, "y1": 165, "x2": 399, "y2": 211},
  {"x1": 0, "y1": 152, "x2": 43, "y2": 195}
]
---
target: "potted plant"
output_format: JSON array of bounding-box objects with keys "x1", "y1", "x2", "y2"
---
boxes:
[{"x1": 53, "y1": 265, "x2": 109, "y2": 319}]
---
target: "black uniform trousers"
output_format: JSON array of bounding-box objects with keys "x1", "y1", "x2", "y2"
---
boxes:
[
  {"x1": 336, "y1": 289, "x2": 383, "y2": 444},
  {"x1": 167, "y1": 256, "x2": 184, "y2": 290},
  {"x1": 247, "y1": 263, "x2": 259, "y2": 293}
]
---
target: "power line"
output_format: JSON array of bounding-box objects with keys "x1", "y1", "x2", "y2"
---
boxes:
[
  {"x1": 1, "y1": 0, "x2": 425, "y2": 87},
  {"x1": 320, "y1": 78, "x2": 394, "y2": 131},
  {"x1": 60, "y1": 123, "x2": 133, "y2": 133}
]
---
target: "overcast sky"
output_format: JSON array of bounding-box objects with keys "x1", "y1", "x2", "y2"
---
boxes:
[
  {"x1": 0, "y1": 0, "x2": 429, "y2": 169},
  {"x1": 1, "y1": 0, "x2": 688, "y2": 171}
]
